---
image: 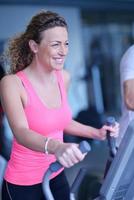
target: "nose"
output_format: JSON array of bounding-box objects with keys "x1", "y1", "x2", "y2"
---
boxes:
[{"x1": 59, "y1": 44, "x2": 68, "y2": 56}]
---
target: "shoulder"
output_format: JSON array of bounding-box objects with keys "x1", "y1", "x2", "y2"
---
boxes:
[
  {"x1": 124, "y1": 45, "x2": 134, "y2": 55},
  {"x1": 120, "y1": 45, "x2": 134, "y2": 81},
  {"x1": 1, "y1": 74, "x2": 14, "y2": 86},
  {"x1": 61, "y1": 69, "x2": 71, "y2": 91},
  {"x1": 120, "y1": 45, "x2": 134, "y2": 68},
  {"x1": 0, "y1": 74, "x2": 21, "y2": 95},
  {"x1": 62, "y1": 69, "x2": 71, "y2": 82},
  {"x1": 1, "y1": 74, "x2": 18, "y2": 87}
]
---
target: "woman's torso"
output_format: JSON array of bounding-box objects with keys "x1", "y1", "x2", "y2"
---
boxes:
[{"x1": 4, "y1": 70, "x2": 72, "y2": 185}]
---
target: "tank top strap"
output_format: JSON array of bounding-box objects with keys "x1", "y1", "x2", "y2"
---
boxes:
[
  {"x1": 16, "y1": 71, "x2": 32, "y2": 91},
  {"x1": 16, "y1": 71, "x2": 36, "y2": 106},
  {"x1": 55, "y1": 70, "x2": 67, "y2": 101}
]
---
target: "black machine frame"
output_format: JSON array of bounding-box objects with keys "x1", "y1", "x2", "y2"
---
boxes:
[{"x1": 97, "y1": 119, "x2": 134, "y2": 200}]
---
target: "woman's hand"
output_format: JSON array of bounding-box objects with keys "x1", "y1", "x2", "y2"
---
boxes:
[
  {"x1": 54, "y1": 142, "x2": 86, "y2": 168},
  {"x1": 92, "y1": 122, "x2": 119, "y2": 140}
]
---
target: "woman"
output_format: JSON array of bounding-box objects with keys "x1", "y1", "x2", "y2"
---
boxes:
[{"x1": 0, "y1": 10, "x2": 119, "y2": 200}]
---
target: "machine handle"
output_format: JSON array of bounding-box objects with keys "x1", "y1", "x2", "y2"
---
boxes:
[
  {"x1": 50, "y1": 140, "x2": 91, "y2": 172},
  {"x1": 70, "y1": 168, "x2": 87, "y2": 197},
  {"x1": 106, "y1": 116, "x2": 117, "y2": 157}
]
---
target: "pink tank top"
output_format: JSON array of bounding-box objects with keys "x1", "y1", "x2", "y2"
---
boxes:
[{"x1": 5, "y1": 70, "x2": 72, "y2": 185}]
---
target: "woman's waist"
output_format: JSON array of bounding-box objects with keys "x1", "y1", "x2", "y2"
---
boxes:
[
  {"x1": 10, "y1": 150, "x2": 56, "y2": 168},
  {"x1": 5, "y1": 157, "x2": 63, "y2": 185},
  {"x1": 10, "y1": 140, "x2": 61, "y2": 168}
]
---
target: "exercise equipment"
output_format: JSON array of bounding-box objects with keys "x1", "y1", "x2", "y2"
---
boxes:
[
  {"x1": 42, "y1": 117, "x2": 117, "y2": 200},
  {"x1": 104, "y1": 117, "x2": 117, "y2": 178},
  {"x1": 42, "y1": 140, "x2": 91, "y2": 200},
  {"x1": 96, "y1": 119, "x2": 134, "y2": 200}
]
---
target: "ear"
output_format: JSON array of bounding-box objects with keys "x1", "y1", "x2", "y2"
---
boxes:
[{"x1": 29, "y1": 40, "x2": 38, "y2": 53}]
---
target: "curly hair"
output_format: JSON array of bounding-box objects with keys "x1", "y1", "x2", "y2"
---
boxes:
[{"x1": 3, "y1": 10, "x2": 68, "y2": 74}]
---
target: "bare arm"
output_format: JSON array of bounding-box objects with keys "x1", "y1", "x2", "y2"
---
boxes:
[
  {"x1": 0, "y1": 75, "x2": 54, "y2": 153},
  {"x1": 64, "y1": 120, "x2": 100, "y2": 138},
  {"x1": 64, "y1": 119, "x2": 119, "y2": 140},
  {"x1": 62, "y1": 69, "x2": 119, "y2": 140},
  {"x1": 123, "y1": 79, "x2": 134, "y2": 110}
]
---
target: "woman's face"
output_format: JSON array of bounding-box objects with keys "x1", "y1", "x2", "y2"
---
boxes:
[{"x1": 35, "y1": 26, "x2": 69, "y2": 71}]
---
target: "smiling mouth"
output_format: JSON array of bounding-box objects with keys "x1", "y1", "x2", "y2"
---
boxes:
[{"x1": 55, "y1": 58, "x2": 64, "y2": 64}]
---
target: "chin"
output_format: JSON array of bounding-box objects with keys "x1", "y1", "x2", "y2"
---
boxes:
[{"x1": 54, "y1": 65, "x2": 64, "y2": 71}]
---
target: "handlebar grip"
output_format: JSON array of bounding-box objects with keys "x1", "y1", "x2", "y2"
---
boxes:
[
  {"x1": 50, "y1": 140, "x2": 91, "y2": 172},
  {"x1": 106, "y1": 116, "x2": 117, "y2": 157},
  {"x1": 79, "y1": 140, "x2": 91, "y2": 153}
]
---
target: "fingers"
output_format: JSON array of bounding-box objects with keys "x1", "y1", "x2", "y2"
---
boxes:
[
  {"x1": 98, "y1": 121, "x2": 119, "y2": 140},
  {"x1": 109, "y1": 122, "x2": 119, "y2": 138},
  {"x1": 55, "y1": 143, "x2": 86, "y2": 168},
  {"x1": 102, "y1": 121, "x2": 119, "y2": 138}
]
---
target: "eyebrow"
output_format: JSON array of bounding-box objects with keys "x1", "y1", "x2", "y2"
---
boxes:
[{"x1": 50, "y1": 40, "x2": 68, "y2": 43}]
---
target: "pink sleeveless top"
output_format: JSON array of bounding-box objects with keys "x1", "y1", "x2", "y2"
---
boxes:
[{"x1": 4, "y1": 70, "x2": 72, "y2": 185}]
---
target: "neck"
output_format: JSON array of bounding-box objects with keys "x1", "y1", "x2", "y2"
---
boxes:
[{"x1": 24, "y1": 62, "x2": 56, "y2": 84}]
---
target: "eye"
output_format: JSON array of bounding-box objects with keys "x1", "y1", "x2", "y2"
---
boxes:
[
  {"x1": 51, "y1": 43, "x2": 59, "y2": 47},
  {"x1": 65, "y1": 42, "x2": 69, "y2": 46}
]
